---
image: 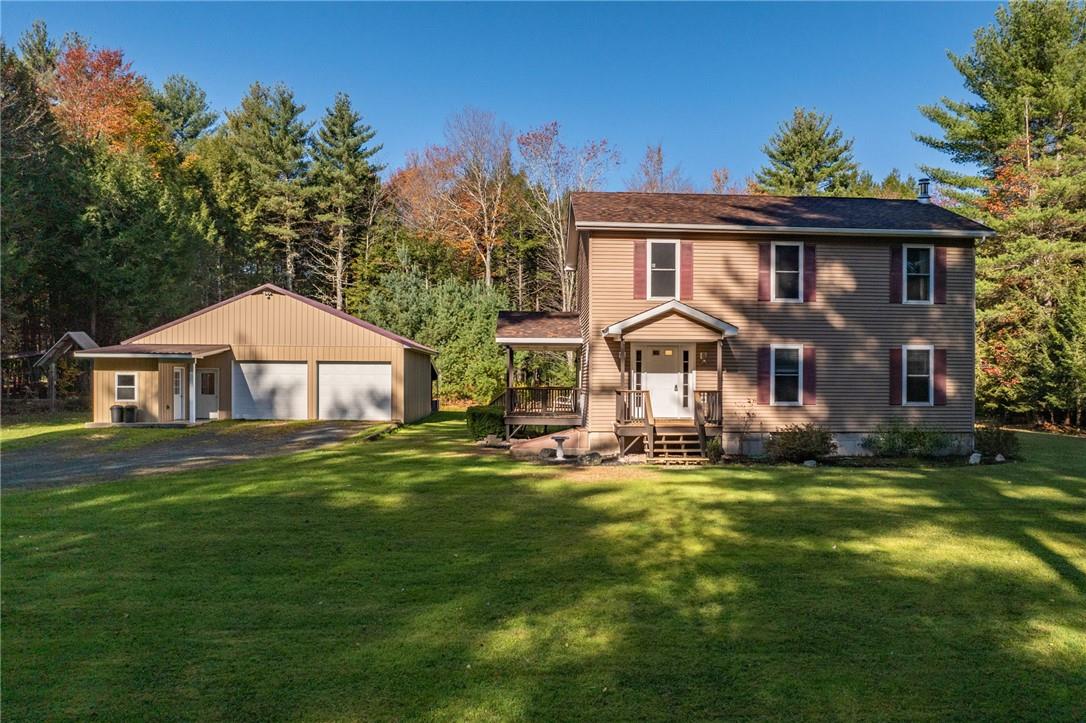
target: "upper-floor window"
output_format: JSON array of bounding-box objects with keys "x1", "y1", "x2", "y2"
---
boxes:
[
  {"x1": 771, "y1": 344, "x2": 803, "y2": 405},
  {"x1": 648, "y1": 240, "x2": 679, "y2": 299},
  {"x1": 904, "y1": 245, "x2": 933, "y2": 303},
  {"x1": 903, "y1": 345, "x2": 933, "y2": 405},
  {"x1": 772, "y1": 242, "x2": 803, "y2": 302}
]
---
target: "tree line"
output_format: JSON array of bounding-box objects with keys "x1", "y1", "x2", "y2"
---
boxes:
[{"x1": 2, "y1": 1, "x2": 1084, "y2": 422}]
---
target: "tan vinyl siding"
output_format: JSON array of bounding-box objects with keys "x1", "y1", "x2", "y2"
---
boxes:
[
  {"x1": 623, "y1": 312, "x2": 722, "y2": 341},
  {"x1": 92, "y1": 358, "x2": 160, "y2": 423},
  {"x1": 196, "y1": 350, "x2": 233, "y2": 419},
  {"x1": 403, "y1": 350, "x2": 434, "y2": 423},
  {"x1": 586, "y1": 232, "x2": 975, "y2": 434}
]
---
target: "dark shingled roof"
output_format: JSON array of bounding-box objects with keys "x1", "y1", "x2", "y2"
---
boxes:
[
  {"x1": 570, "y1": 192, "x2": 993, "y2": 235},
  {"x1": 496, "y1": 312, "x2": 581, "y2": 339}
]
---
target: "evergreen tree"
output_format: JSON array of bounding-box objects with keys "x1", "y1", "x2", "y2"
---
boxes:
[
  {"x1": 916, "y1": 0, "x2": 1086, "y2": 199},
  {"x1": 755, "y1": 108, "x2": 859, "y2": 195},
  {"x1": 920, "y1": 1, "x2": 1086, "y2": 426},
  {"x1": 307, "y1": 92, "x2": 382, "y2": 309},
  {"x1": 225, "y1": 82, "x2": 311, "y2": 288},
  {"x1": 152, "y1": 74, "x2": 217, "y2": 153}
]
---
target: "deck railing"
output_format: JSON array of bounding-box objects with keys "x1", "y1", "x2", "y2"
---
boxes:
[
  {"x1": 506, "y1": 386, "x2": 583, "y2": 418},
  {"x1": 615, "y1": 389, "x2": 655, "y2": 456},
  {"x1": 695, "y1": 390, "x2": 722, "y2": 424}
]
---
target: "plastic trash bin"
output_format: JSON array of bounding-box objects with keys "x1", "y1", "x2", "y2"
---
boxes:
[
  {"x1": 110, "y1": 405, "x2": 123, "y2": 423},
  {"x1": 123, "y1": 405, "x2": 137, "y2": 423}
]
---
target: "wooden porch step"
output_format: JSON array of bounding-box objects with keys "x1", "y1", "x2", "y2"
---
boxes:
[{"x1": 648, "y1": 456, "x2": 708, "y2": 465}]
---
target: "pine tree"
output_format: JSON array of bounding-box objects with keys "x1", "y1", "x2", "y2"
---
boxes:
[
  {"x1": 152, "y1": 74, "x2": 217, "y2": 153},
  {"x1": 916, "y1": 0, "x2": 1086, "y2": 200},
  {"x1": 226, "y1": 82, "x2": 311, "y2": 288},
  {"x1": 307, "y1": 93, "x2": 382, "y2": 309},
  {"x1": 755, "y1": 108, "x2": 858, "y2": 195},
  {"x1": 920, "y1": 1, "x2": 1086, "y2": 426}
]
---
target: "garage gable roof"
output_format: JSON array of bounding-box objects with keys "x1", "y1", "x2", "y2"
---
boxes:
[{"x1": 124, "y1": 283, "x2": 436, "y2": 354}]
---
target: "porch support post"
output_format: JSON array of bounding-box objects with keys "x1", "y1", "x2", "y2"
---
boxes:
[
  {"x1": 619, "y1": 335, "x2": 626, "y2": 389},
  {"x1": 189, "y1": 359, "x2": 196, "y2": 424},
  {"x1": 716, "y1": 338, "x2": 723, "y2": 423},
  {"x1": 505, "y1": 345, "x2": 514, "y2": 420}
]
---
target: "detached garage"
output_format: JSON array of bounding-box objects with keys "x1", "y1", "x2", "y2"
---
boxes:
[{"x1": 76, "y1": 283, "x2": 436, "y2": 425}]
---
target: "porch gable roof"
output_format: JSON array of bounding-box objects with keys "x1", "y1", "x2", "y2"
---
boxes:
[{"x1": 601, "y1": 300, "x2": 739, "y2": 339}]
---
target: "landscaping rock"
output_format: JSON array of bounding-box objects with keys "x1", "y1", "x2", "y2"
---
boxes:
[
  {"x1": 968, "y1": 452, "x2": 982, "y2": 465},
  {"x1": 481, "y1": 434, "x2": 506, "y2": 448},
  {"x1": 803, "y1": 459, "x2": 818, "y2": 467},
  {"x1": 995, "y1": 453, "x2": 1006, "y2": 463},
  {"x1": 539, "y1": 448, "x2": 557, "y2": 460},
  {"x1": 577, "y1": 452, "x2": 602, "y2": 466}
]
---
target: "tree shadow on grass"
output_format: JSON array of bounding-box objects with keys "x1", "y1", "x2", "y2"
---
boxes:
[{"x1": 3, "y1": 415, "x2": 1084, "y2": 720}]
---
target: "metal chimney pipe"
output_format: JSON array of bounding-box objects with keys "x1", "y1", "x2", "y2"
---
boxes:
[{"x1": 917, "y1": 178, "x2": 931, "y2": 204}]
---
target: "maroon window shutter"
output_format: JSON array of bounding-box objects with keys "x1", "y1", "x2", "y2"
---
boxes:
[
  {"x1": 934, "y1": 246, "x2": 947, "y2": 304},
  {"x1": 758, "y1": 243, "x2": 771, "y2": 301},
  {"x1": 889, "y1": 348, "x2": 902, "y2": 405},
  {"x1": 633, "y1": 240, "x2": 647, "y2": 299},
  {"x1": 757, "y1": 347, "x2": 771, "y2": 404},
  {"x1": 889, "y1": 245, "x2": 902, "y2": 303},
  {"x1": 680, "y1": 241, "x2": 694, "y2": 300},
  {"x1": 934, "y1": 348, "x2": 947, "y2": 405},
  {"x1": 803, "y1": 346, "x2": 817, "y2": 405},
  {"x1": 803, "y1": 243, "x2": 817, "y2": 302}
]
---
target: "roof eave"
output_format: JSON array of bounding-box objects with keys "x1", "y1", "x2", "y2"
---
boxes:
[{"x1": 577, "y1": 220, "x2": 995, "y2": 239}]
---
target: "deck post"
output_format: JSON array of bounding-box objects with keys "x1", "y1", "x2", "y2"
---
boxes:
[{"x1": 48, "y1": 361, "x2": 57, "y2": 412}]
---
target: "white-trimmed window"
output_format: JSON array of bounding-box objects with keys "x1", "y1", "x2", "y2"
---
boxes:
[
  {"x1": 648, "y1": 240, "x2": 679, "y2": 299},
  {"x1": 772, "y1": 242, "x2": 803, "y2": 302},
  {"x1": 903, "y1": 345, "x2": 934, "y2": 405},
  {"x1": 904, "y1": 245, "x2": 934, "y2": 303},
  {"x1": 115, "y1": 373, "x2": 137, "y2": 402},
  {"x1": 771, "y1": 344, "x2": 803, "y2": 405}
]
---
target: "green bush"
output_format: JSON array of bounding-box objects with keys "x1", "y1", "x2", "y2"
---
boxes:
[
  {"x1": 705, "y1": 436, "x2": 724, "y2": 464},
  {"x1": 765, "y1": 424, "x2": 837, "y2": 462},
  {"x1": 465, "y1": 405, "x2": 505, "y2": 440},
  {"x1": 861, "y1": 421, "x2": 951, "y2": 457},
  {"x1": 974, "y1": 426, "x2": 1020, "y2": 458}
]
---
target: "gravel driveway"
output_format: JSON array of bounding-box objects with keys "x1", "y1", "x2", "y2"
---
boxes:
[{"x1": 2, "y1": 422, "x2": 370, "y2": 490}]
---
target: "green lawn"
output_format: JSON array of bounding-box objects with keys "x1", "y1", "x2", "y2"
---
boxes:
[
  {"x1": 3, "y1": 413, "x2": 1084, "y2": 721},
  {"x1": 0, "y1": 411, "x2": 87, "y2": 447}
]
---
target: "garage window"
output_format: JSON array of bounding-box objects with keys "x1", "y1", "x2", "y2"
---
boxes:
[{"x1": 115, "y1": 373, "x2": 137, "y2": 402}]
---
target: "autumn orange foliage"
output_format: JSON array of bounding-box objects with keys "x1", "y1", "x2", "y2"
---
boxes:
[{"x1": 49, "y1": 41, "x2": 158, "y2": 154}]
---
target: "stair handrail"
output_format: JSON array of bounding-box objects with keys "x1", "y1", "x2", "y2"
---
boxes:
[
  {"x1": 643, "y1": 390, "x2": 655, "y2": 457},
  {"x1": 694, "y1": 397, "x2": 708, "y2": 457}
]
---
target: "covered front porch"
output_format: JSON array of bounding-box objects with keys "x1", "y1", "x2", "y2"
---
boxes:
[
  {"x1": 605, "y1": 300, "x2": 738, "y2": 461},
  {"x1": 495, "y1": 311, "x2": 585, "y2": 437}
]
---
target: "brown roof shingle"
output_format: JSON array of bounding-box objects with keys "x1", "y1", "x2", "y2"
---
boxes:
[
  {"x1": 571, "y1": 192, "x2": 993, "y2": 235},
  {"x1": 496, "y1": 312, "x2": 581, "y2": 339}
]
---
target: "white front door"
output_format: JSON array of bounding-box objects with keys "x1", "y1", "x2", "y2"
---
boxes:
[
  {"x1": 172, "y1": 366, "x2": 185, "y2": 421},
  {"x1": 197, "y1": 369, "x2": 219, "y2": 419},
  {"x1": 638, "y1": 345, "x2": 694, "y2": 418}
]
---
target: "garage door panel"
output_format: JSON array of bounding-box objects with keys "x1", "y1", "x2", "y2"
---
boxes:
[
  {"x1": 318, "y1": 362, "x2": 391, "y2": 421},
  {"x1": 232, "y1": 362, "x2": 308, "y2": 419}
]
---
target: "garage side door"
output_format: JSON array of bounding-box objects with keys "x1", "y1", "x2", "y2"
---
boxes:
[
  {"x1": 318, "y1": 362, "x2": 392, "y2": 421},
  {"x1": 232, "y1": 362, "x2": 308, "y2": 419}
]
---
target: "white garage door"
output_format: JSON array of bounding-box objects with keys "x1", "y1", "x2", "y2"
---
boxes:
[
  {"x1": 232, "y1": 362, "x2": 308, "y2": 420},
  {"x1": 318, "y1": 362, "x2": 392, "y2": 421}
]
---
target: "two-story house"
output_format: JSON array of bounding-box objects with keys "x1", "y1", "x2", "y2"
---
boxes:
[{"x1": 494, "y1": 186, "x2": 994, "y2": 461}]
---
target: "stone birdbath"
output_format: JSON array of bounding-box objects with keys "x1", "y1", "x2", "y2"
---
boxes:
[{"x1": 552, "y1": 435, "x2": 569, "y2": 461}]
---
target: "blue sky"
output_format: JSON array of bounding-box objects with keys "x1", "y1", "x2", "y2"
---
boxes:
[{"x1": 2, "y1": 1, "x2": 999, "y2": 188}]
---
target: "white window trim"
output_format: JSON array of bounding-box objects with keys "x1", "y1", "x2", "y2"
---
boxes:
[
  {"x1": 903, "y1": 244, "x2": 935, "y2": 305},
  {"x1": 647, "y1": 239, "x2": 681, "y2": 300},
  {"x1": 770, "y1": 343, "x2": 804, "y2": 406},
  {"x1": 770, "y1": 241, "x2": 804, "y2": 303},
  {"x1": 902, "y1": 344, "x2": 934, "y2": 406},
  {"x1": 115, "y1": 372, "x2": 138, "y2": 403}
]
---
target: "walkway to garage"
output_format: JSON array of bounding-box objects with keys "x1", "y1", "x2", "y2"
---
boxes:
[{"x1": 3, "y1": 421, "x2": 371, "y2": 490}]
